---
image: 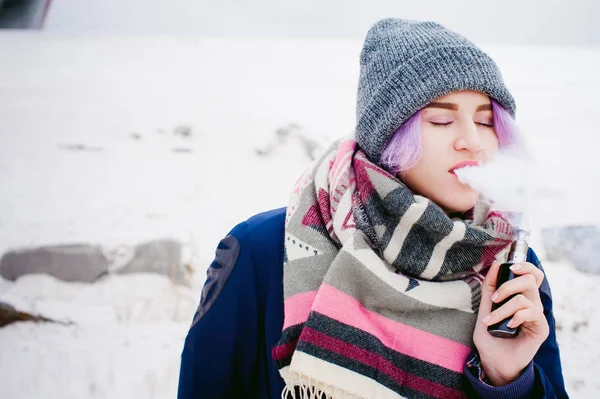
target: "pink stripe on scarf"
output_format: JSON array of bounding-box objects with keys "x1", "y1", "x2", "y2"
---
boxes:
[
  {"x1": 331, "y1": 139, "x2": 356, "y2": 177},
  {"x1": 301, "y1": 327, "x2": 465, "y2": 399},
  {"x1": 283, "y1": 291, "x2": 317, "y2": 330},
  {"x1": 313, "y1": 284, "x2": 472, "y2": 372}
]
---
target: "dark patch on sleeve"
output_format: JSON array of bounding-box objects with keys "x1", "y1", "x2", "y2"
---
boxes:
[{"x1": 190, "y1": 235, "x2": 241, "y2": 328}]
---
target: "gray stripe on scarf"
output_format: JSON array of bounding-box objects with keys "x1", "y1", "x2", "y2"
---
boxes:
[
  {"x1": 394, "y1": 202, "x2": 453, "y2": 276},
  {"x1": 324, "y1": 249, "x2": 477, "y2": 347},
  {"x1": 435, "y1": 228, "x2": 491, "y2": 279},
  {"x1": 283, "y1": 254, "x2": 337, "y2": 298},
  {"x1": 355, "y1": 187, "x2": 415, "y2": 254},
  {"x1": 382, "y1": 184, "x2": 418, "y2": 217}
]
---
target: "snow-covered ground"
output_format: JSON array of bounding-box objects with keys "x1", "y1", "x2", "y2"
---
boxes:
[{"x1": 0, "y1": 32, "x2": 598, "y2": 398}]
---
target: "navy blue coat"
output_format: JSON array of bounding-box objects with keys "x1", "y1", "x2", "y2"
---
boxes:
[{"x1": 178, "y1": 207, "x2": 569, "y2": 398}]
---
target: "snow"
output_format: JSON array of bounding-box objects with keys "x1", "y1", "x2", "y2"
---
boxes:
[
  {"x1": 0, "y1": 274, "x2": 197, "y2": 399},
  {"x1": 0, "y1": 32, "x2": 598, "y2": 398}
]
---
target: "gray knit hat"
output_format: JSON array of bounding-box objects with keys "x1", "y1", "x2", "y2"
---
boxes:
[{"x1": 356, "y1": 18, "x2": 516, "y2": 163}]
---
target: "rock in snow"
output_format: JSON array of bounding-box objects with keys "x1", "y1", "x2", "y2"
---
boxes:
[
  {"x1": 541, "y1": 225, "x2": 600, "y2": 274},
  {"x1": 0, "y1": 245, "x2": 109, "y2": 283},
  {"x1": 0, "y1": 239, "x2": 190, "y2": 286},
  {"x1": 116, "y1": 239, "x2": 188, "y2": 286}
]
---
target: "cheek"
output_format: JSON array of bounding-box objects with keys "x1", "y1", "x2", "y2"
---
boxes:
[
  {"x1": 402, "y1": 127, "x2": 452, "y2": 190},
  {"x1": 483, "y1": 131, "x2": 500, "y2": 153},
  {"x1": 401, "y1": 150, "x2": 445, "y2": 194},
  {"x1": 420, "y1": 134, "x2": 451, "y2": 170}
]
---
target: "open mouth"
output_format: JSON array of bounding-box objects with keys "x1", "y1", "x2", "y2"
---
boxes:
[{"x1": 449, "y1": 160, "x2": 480, "y2": 175}]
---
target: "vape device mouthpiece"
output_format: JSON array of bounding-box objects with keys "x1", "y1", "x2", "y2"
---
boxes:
[{"x1": 507, "y1": 228, "x2": 530, "y2": 264}]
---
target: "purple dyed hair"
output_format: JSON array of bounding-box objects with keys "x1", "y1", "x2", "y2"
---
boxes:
[{"x1": 379, "y1": 99, "x2": 525, "y2": 175}]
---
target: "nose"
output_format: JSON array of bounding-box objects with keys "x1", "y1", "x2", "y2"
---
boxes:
[{"x1": 454, "y1": 121, "x2": 483, "y2": 153}]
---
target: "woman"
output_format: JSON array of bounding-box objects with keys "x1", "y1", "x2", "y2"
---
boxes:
[{"x1": 178, "y1": 19, "x2": 568, "y2": 399}]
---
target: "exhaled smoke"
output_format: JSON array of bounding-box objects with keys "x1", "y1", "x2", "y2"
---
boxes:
[{"x1": 454, "y1": 150, "x2": 536, "y2": 228}]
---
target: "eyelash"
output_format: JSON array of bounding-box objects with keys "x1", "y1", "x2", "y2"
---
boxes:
[{"x1": 430, "y1": 122, "x2": 494, "y2": 128}]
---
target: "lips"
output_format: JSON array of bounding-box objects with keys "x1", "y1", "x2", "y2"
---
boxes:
[{"x1": 449, "y1": 160, "x2": 480, "y2": 174}]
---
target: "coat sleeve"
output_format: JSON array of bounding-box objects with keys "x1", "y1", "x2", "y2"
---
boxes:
[
  {"x1": 177, "y1": 222, "x2": 261, "y2": 399},
  {"x1": 529, "y1": 248, "x2": 569, "y2": 398},
  {"x1": 464, "y1": 249, "x2": 569, "y2": 398}
]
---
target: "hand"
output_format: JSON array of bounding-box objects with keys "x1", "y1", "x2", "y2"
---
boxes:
[{"x1": 472, "y1": 261, "x2": 550, "y2": 386}]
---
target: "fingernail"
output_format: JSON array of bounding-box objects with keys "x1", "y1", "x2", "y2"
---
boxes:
[
  {"x1": 491, "y1": 292, "x2": 499, "y2": 302},
  {"x1": 510, "y1": 264, "x2": 523, "y2": 271},
  {"x1": 507, "y1": 319, "x2": 514, "y2": 328},
  {"x1": 482, "y1": 315, "x2": 492, "y2": 325}
]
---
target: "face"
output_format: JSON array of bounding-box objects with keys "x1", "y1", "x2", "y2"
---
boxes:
[{"x1": 401, "y1": 90, "x2": 499, "y2": 214}]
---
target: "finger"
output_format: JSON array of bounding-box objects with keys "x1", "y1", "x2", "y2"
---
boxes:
[
  {"x1": 482, "y1": 261, "x2": 501, "y2": 293},
  {"x1": 477, "y1": 262, "x2": 501, "y2": 323},
  {"x1": 506, "y1": 307, "x2": 546, "y2": 329},
  {"x1": 492, "y1": 274, "x2": 542, "y2": 309},
  {"x1": 483, "y1": 294, "x2": 535, "y2": 326},
  {"x1": 507, "y1": 262, "x2": 545, "y2": 288}
]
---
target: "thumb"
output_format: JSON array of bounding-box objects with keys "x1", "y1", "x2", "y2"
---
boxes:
[
  {"x1": 478, "y1": 262, "x2": 500, "y2": 319},
  {"x1": 482, "y1": 261, "x2": 500, "y2": 294}
]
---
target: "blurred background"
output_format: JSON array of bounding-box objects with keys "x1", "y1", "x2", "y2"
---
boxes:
[{"x1": 0, "y1": 1, "x2": 599, "y2": 398}]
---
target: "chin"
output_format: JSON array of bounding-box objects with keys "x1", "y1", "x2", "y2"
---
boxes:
[
  {"x1": 439, "y1": 194, "x2": 478, "y2": 215},
  {"x1": 448, "y1": 203, "x2": 475, "y2": 214}
]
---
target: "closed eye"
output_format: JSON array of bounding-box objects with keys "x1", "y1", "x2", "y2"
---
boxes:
[{"x1": 430, "y1": 121, "x2": 494, "y2": 128}]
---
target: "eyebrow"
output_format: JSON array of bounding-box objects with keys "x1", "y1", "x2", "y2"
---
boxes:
[{"x1": 425, "y1": 102, "x2": 492, "y2": 111}]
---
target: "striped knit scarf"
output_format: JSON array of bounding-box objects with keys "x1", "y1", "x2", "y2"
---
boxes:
[{"x1": 272, "y1": 139, "x2": 514, "y2": 399}]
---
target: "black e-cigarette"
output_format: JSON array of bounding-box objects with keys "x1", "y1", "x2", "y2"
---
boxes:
[{"x1": 487, "y1": 228, "x2": 530, "y2": 338}]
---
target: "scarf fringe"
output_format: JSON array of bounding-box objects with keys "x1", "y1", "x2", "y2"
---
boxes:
[{"x1": 281, "y1": 372, "x2": 366, "y2": 399}]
